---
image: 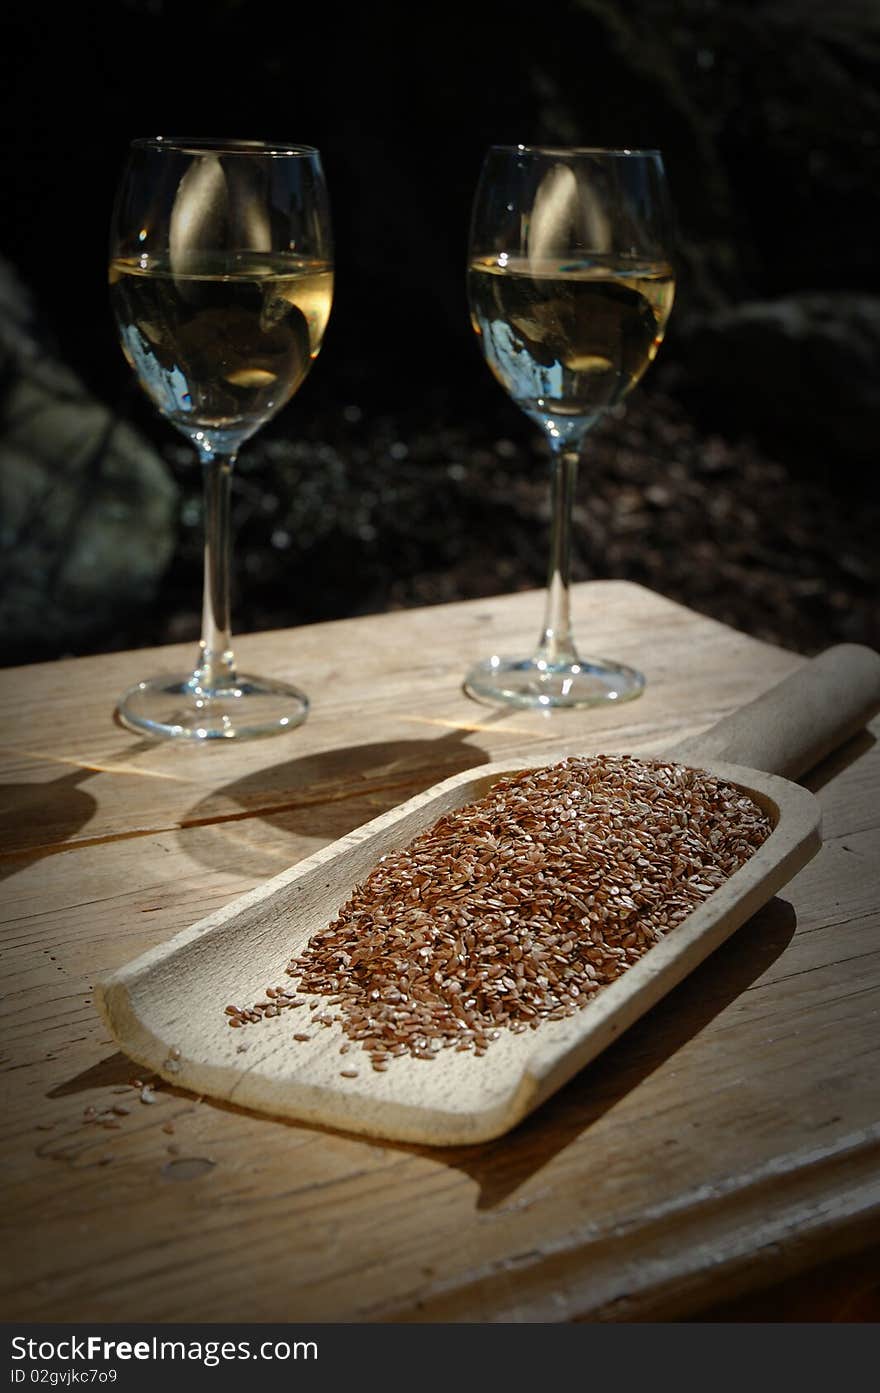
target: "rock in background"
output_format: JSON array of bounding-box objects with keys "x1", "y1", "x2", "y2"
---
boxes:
[
  {"x1": 0, "y1": 257, "x2": 179, "y2": 662},
  {"x1": 675, "y1": 293, "x2": 880, "y2": 481}
]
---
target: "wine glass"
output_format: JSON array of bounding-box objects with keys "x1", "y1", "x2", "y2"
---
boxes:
[
  {"x1": 465, "y1": 145, "x2": 675, "y2": 708},
  {"x1": 108, "y1": 137, "x2": 333, "y2": 740}
]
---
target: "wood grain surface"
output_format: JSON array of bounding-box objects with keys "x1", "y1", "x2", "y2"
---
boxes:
[{"x1": 2, "y1": 580, "x2": 879, "y2": 1322}]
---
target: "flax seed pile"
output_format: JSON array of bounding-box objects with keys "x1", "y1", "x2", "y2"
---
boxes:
[{"x1": 224, "y1": 755, "x2": 772, "y2": 1071}]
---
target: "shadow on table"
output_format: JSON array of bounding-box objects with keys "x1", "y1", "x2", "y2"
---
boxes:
[
  {"x1": 0, "y1": 770, "x2": 97, "y2": 876},
  {"x1": 176, "y1": 727, "x2": 494, "y2": 879},
  {"x1": 0, "y1": 737, "x2": 158, "y2": 882},
  {"x1": 802, "y1": 729, "x2": 875, "y2": 792},
  {"x1": 51, "y1": 895, "x2": 796, "y2": 1208}
]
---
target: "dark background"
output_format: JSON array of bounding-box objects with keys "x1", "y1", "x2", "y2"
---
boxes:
[{"x1": 1, "y1": 0, "x2": 878, "y2": 665}]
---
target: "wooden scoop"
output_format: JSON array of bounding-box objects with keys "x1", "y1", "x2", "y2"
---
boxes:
[{"x1": 97, "y1": 643, "x2": 880, "y2": 1145}]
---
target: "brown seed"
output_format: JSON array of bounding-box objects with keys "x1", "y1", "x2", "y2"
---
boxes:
[
  {"x1": 293, "y1": 1033, "x2": 311, "y2": 1042},
  {"x1": 340, "y1": 1070, "x2": 359, "y2": 1078},
  {"x1": 222, "y1": 756, "x2": 771, "y2": 1068}
]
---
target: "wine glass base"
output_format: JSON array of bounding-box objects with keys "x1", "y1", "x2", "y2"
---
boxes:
[
  {"x1": 463, "y1": 655, "x2": 644, "y2": 710},
  {"x1": 116, "y1": 673, "x2": 309, "y2": 741}
]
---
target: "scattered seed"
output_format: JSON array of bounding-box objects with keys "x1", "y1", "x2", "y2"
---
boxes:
[
  {"x1": 340, "y1": 1070, "x2": 359, "y2": 1078},
  {"x1": 293, "y1": 1033, "x2": 311, "y2": 1042}
]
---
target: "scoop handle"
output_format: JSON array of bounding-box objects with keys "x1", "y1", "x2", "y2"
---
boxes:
[{"x1": 666, "y1": 643, "x2": 880, "y2": 780}]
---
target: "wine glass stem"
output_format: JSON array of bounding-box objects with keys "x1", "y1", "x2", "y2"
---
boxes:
[
  {"x1": 535, "y1": 446, "x2": 580, "y2": 665},
  {"x1": 193, "y1": 445, "x2": 237, "y2": 691}
]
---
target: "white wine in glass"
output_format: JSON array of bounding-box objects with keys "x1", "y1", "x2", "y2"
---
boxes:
[
  {"x1": 465, "y1": 146, "x2": 675, "y2": 708},
  {"x1": 109, "y1": 137, "x2": 333, "y2": 740}
]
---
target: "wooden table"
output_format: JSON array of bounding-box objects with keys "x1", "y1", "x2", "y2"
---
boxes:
[{"x1": 2, "y1": 580, "x2": 879, "y2": 1322}]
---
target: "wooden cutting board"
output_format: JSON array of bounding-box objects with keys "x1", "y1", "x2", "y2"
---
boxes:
[{"x1": 96, "y1": 643, "x2": 880, "y2": 1145}]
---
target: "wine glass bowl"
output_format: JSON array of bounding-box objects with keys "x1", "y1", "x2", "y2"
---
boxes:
[
  {"x1": 465, "y1": 146, "x2": 674, "y2": 709},
  {"x1": 109, "y1": 137, "x2": 333, "y2": 740}
]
